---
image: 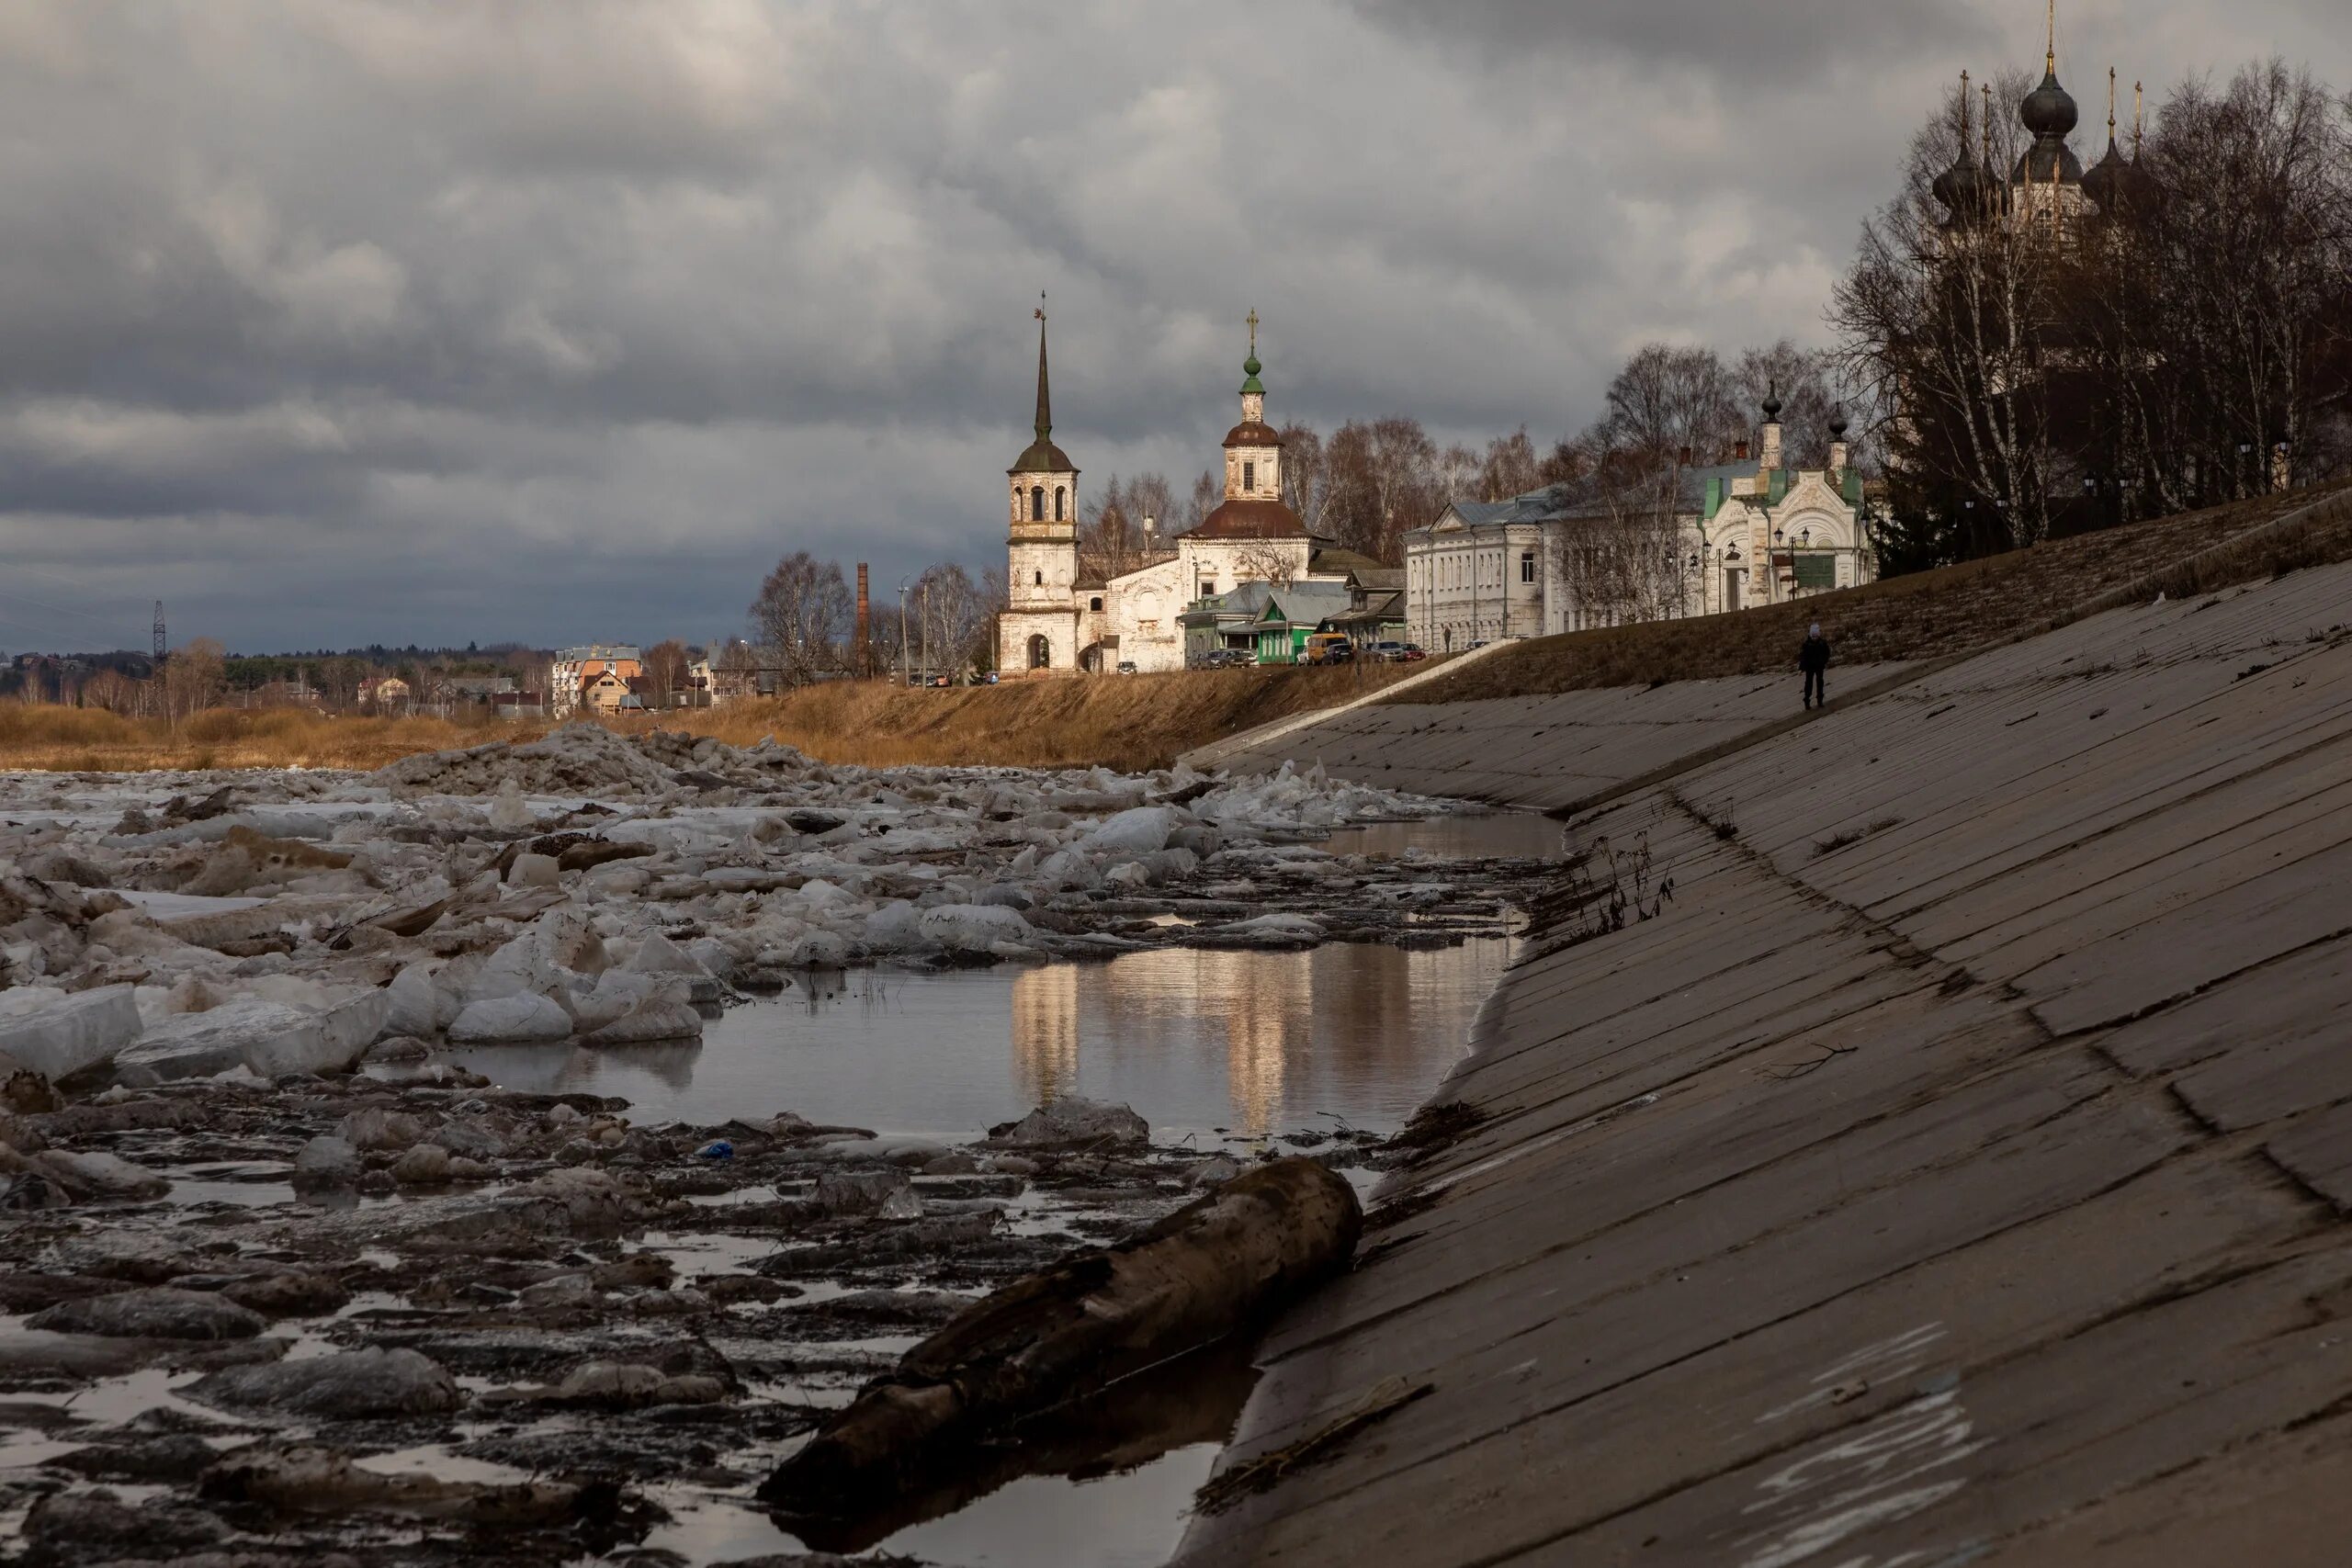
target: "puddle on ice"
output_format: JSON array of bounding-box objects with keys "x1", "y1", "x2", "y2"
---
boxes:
[
  {"x1": 423, "y1": 934, "x2": 1516, "y2": 1144},
  {"x1": 648, "y1": 1442, "x2": 1217, "y2": 1568}
]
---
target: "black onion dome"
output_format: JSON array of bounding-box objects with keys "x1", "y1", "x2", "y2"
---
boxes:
[
  {"x1": 2021, "y1": 69, "x2": 2078, "y2": 139},
  {"x1": 1938, "y1": 150, "x2": 2002, "y2": 226},
  {"x1": 1761, "y1": 380, "x2": 1782, "y2": 421},
  {"x1": 2081, "y1": 138, "x2": 2129, "y2": 209},
  {"x1": 1828, "y1": 406, "x2": 1850, "y2": 439}
]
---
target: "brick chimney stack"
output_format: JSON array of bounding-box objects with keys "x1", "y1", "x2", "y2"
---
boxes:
[{"x1": 854, "y1": 563, "x2": 870, "y2": 677}]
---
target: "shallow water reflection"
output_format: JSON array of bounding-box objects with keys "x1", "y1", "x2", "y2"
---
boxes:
[{"x1": 435, "y1": 935, "x2": 1514, "y2": 1142}]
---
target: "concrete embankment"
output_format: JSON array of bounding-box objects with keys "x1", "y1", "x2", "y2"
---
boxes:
[
  {"x1": 1190, "y1": 661, "x2": 1915, "y2": 809},
  {"x1": 1176, "y1": 558, "x2": 2352, "y2": 1565}
]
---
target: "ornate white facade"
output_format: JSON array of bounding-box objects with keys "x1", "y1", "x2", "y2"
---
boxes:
[
  {"x1": 1404, "y1": 400, "x2": 1876, "y2": 649},
  {"x1": 997, "y1": 313, "x2": 1350, "y2": 676}
]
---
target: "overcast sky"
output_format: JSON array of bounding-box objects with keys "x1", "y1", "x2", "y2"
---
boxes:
[{"x1": 2, "y1": 1, "x2": 2345, "y2": 654}]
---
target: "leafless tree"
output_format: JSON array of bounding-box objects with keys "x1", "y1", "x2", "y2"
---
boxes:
[
  {"x1": 641, "y1": 638, "x2": 690, "y2": 706},
  {"x1": 1276, "y1": 423, "x2": 1329, "y2": 532},
  {"x1": 1080, "y1": 474, "x2": 1148, "y2": 581},
  {"x1": 163, "y1": 637, "x2": 226, "y2": 720},
  {"x1": 1233, "y1": 542, "x2": 1302, "y2": 588},
  {"x1": 1833, "y1": 69, "x2": 2060, "y2": 550},
  {"x1": 1323, "y1": 416, "x2": 1442, "y2": 562},
  {"x1": 1545, "y1": 459, "x2": 1684, "y2": 628},
  {"x1": 1478, "y1": 428, "x2": 1543, "y2": 501},
  {"x1": 912, "y1": 562, "x2": 992, "y2": 675},
  {"x1": 1594, "y1": 344, "x2": 1746, "y2": 468},
  {"x1": 1125, "y1": 471, "x2": 1177, "y2": 544},
  {"x1": 1733, "y1": 342, "x2": 1842, "y2": 468},
  {"x1": 1183, "y1": 468, "x2": 1220, "y2": 531},
  {"x1": 748, "y1": 550, "x2": 853, "y2": 683}
]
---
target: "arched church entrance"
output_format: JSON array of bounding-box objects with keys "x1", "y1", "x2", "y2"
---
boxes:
[
  {"x1": 1080, "y1": 643, "x2": 1106, "y2": 674},
  {"x1": 1026, "y1": 634, "x2": 1052, "y2": 670}
]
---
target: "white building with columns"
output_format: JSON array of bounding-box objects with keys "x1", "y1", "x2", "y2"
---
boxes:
[
  {"x1": 1404, "y1": 392, "x2": 1876, "y2": 649},
  {"x1": 998, "y1": 311, "x2": 1364, "y2": 676}
]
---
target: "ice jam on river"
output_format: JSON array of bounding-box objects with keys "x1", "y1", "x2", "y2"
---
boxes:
[{"x1": 0, "y1": 723, "x2": 1555, "y2": 1565}]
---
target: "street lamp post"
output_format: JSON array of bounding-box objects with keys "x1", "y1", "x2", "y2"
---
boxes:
[{"x1": 897, "y1": 579, "x2": 910, "y2": 684}]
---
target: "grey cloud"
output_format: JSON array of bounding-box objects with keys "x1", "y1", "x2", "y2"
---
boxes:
[{"x1": 1, "y1": 1, "x2": 2346, "y2": 651}]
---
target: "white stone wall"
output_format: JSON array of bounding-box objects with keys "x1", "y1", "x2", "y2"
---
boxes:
[
  {"x1": 1179, "y1": 536, "x2": 1311, "y2": 600},
  {"x1": 1008, "y1": 468, "x2": 1078, "y2": 532},
  {"x1": 1101, "y1": 556, "x2": 1191, "y2": 672},
  {"x1": 999, "y1": 609, "x2": 1080, "y2": 676},
  {"x1": 1221, "y1": 441, "x2": 1283, "y2": 502},
  {"x1": 1405, "y1": 523, "x2": 1545, "y2": 651}
]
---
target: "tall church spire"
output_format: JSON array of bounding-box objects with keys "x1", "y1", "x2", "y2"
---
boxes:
[
  {"x1": 1008, "y1": 294, "x2": 1076, "y2": 479},
  {"x1": 1033, "y1": 295, "x2": 1052, "y2": 442}
]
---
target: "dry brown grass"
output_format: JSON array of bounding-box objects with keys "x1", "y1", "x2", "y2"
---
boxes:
[
  {"x1": 0, "y1": 663, "x2": 1416, "y2": 775},
  {"x1": 628, "y1": 662, "x2": 1419, "y2": 772},
  {"x1": 1410, "y1": 479, "x2": 2352, "y2": 705},
  {"x1": 0, "y1": 705, "x2": 541, "y2": 775}
]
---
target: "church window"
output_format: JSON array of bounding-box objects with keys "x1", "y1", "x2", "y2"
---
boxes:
[
  {"x1": 1034, "y1": 570, "x2": 1043, "y2": 586},
  {"x1": 1030, "y1": 486, "x2": 1045, "y2": 522},
  {"x1": 1055, "y1": 486, "x2": 1066, "y2": 521},
  {"x1": 1521, "y1": 551, "x2": 1535, "y2": 583},
  {"x1": 1243, "y1": 460, "x2": 1255, "y2": 491},
  {"x1": 1089, "y1": 596, "x2": 1103, "y2": 612}
]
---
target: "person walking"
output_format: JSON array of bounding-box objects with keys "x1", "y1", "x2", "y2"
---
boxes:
[{"x1": 1799, "y1": 623, "x2": 1830, "y2": 710}]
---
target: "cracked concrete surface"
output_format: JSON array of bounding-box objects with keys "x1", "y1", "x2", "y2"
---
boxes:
[{"x1": 1174, "y1": 562, "x2": 2352, "y2": 1566}]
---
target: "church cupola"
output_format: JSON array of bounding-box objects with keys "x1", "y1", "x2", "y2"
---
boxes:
[
  {"x1": 2014, "y1": 2, "x2": 2083, "y2": 189},
  {"x1": 1218, "y1": 309, "x2": 1284, "y2": 505},
  {"x1": 1007, "y1": 298, "x2": 1078, "y2": 536},
  {"x1": 2082, "y1": 66, "x2": 2132, "y2": 211},
  {"x1": 1189, "y1": 310, "x2": 1308, "y2": 542},
  {"x1": 1758, "y1": 380, "x2": 1784, "y2": 472},
  {"x1": 1935, "y1": 71, "x2": 2003, "y2": 230}
]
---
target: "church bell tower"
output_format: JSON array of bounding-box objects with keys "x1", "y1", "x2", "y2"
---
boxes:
[{"x1": 999, "y1": 299, "x2": 1081, "y2": 673}]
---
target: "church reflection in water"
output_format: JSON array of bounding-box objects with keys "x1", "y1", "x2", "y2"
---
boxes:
[{"x1": 1011, "y1": 938, "x2": 1510, "y2": 1138}]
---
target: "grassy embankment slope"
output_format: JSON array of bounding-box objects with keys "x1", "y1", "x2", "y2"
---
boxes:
[
  {"x1": 0, "y1": 663, "x2": 1417, "y2": 775},
  {"x1": 1408, "y1": 479, "x2": 2352, "y2": 704}
]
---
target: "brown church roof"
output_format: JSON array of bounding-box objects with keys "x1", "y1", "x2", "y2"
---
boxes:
[
  {"x1": 1186, "y1": 497, "x2": 1308, "y2": 540},
  {"x1": 1221, "y1": 421, "x2": 1283, "y2": 449}
]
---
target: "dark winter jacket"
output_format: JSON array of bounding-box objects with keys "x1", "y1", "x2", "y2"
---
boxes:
[{"x1": 1798, "y1": 635, "x2": 1831, "y2": 673}]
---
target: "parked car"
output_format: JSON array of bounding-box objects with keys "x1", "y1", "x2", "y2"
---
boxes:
[
  {"x1": 1115, "y1": 660, "x2": 1138, "y2": 675},
  {"x1": 983, "y1": 671, "x2": 1000, "y2": 684},
  {"x1": 1401, "y1": 644, "x2": 1429, "y2": 661},
  {"x1": 1466, "y1": 639, "x2": 1490, "y2": 650},
  {"x1": 1368, "y1": 640, "x2": 1408, "y2": 663},
  {"x1": 929, "y1": 673, "x2": 953, "y2": 688},
  {"x1": 1303, "y1": 632, "x2": 1353, "y2": 665}
]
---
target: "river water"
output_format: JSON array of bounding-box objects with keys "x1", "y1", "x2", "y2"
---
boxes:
[
  {"x1": 435, "y1": 814, "x2": 1559, "y2": 1147},
  {"x1": 436, "y1": 809, "x2": 1558, "y2": 1566}
]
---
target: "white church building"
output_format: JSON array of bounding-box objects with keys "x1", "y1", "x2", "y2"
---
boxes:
[
  {"x1": 997, "y1": 311, "x2": 1374, "y2": 676},
  {"x1": 1405, "y1": 390, "x2": 1876, "y2": 651}
]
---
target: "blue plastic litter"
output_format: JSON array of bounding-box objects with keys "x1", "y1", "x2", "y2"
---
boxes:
[{"x1": 695, "y1": 1139, "x2": 734, "y2": 1161}]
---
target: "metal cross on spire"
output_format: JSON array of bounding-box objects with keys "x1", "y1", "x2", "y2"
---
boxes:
[
  {"x1": 1035, "y1": 290, "x2": 1045, "y2": 324},
  {"x1": 2046, "y1": 0, "x2": 2057, "y2": 72},
  {"x1": 1246, "y1": 308, "x2": 1258, "y2": 355}
]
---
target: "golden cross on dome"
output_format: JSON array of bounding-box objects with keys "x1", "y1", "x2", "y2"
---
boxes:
[{"x1": 1246, "y1": 308, "x2": 1259, "y2": 355}]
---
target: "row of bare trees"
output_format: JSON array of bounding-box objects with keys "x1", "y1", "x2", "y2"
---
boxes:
[
  {"x1": 1836, "y1": 60, "x2": 2352, "y2": 564},
  {"x1": 745, "y1": 551, "x2": 1001, "y2": 682}
]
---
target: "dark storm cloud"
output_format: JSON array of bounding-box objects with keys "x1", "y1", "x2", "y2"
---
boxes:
[
  {"x1": 1353, "y1": 0, "x2": 1989, "y2": 78},
  {"x1": 0, "y1": 0, "x2": 2345, "y2": 652}
]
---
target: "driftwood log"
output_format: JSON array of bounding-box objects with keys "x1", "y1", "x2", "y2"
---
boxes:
[{"x1": 759, "y1": 1156, "x2": 1362, "y2": 1517}]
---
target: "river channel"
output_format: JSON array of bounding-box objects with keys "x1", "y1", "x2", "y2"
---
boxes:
[{"x1": 610, "y1": 808, "x2": 1555, "y2": 1566}]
